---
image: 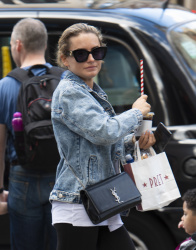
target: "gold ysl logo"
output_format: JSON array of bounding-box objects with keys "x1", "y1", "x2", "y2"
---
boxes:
[{"x1": 110, "y1": 187, "x2": 124, "y2": 204}]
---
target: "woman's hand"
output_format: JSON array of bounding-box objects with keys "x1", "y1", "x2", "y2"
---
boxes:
[
  {"x1": 132, "y1": 95, "x2": 151, "y2": 116},
  {"x1": 139, "y1": 130, "x2": 156, "y2": 149}
]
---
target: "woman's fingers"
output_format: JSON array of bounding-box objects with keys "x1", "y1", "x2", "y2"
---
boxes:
[{"x1": 139, "y1": 131, "x2": 156, "y2": 149}]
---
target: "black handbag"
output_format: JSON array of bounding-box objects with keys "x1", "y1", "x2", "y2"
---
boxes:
[{"x1": 80, "y1": 172, "x2": 141, "y2": 225}]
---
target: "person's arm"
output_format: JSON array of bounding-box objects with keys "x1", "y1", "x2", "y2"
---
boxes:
[
  {"x1": 0, "y1": 124, "x2": 7, "y2": 189},
  {"x1": 0, "y1": 124, "x2": 9, "y2": 214},
  {"x1": 0, "y1": 201, "x2": 8, "y2": 215},
  {"x1": 59, "y1": 84, "x2": 147, "y2": 146}
]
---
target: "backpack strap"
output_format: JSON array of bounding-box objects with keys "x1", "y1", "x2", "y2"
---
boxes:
[
  {"x1": 48, "y1": 66, "x2": 65, "y2": 76},
  {"x1": 7, "y1": 65, "x2": 65, "y2": 81},
  {"x1": 7, "y1": 68, "x2": 29, "y2": 114},
  {"x1": 7, "y1": 67, "x2": 30, "y2": 84}
]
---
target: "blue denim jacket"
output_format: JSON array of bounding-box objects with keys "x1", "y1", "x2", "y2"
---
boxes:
[{"x1": 49, "y1": 70, "x2": 143, "y2": 204}]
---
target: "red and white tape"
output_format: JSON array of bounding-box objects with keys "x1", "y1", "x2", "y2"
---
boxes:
[{"x1": 140, "y1": 59, "x2": 144, "y2": 95}]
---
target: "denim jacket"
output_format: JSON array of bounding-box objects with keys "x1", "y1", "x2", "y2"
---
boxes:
[{"x1": 49, "y1": 70, "x2": 143, "y2": 204}]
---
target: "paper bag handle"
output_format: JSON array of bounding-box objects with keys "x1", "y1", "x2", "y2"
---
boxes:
[{"x1": 134, "y1": 141, "x2": 156, "y2": 161}]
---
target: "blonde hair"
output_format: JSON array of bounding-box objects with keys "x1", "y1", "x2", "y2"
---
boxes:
[{"x1": 56, "y1": 23, "x2": 105, "y2": 68}]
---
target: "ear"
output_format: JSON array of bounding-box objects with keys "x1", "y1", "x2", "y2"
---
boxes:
[
  {"x1": 16, "y1": 40, "x2": 23, "y2": 52},
  {"x1": 61, "y1": 55, "x2": 69, "y2": 68}
]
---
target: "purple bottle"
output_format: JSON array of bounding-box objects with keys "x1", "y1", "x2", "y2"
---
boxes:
[
  {"x1": 12, "y1": 112, "x2": 24, "y2": 131},
  {"x1": 12, "y1": 112, "x2": 24, "y2": 158}
]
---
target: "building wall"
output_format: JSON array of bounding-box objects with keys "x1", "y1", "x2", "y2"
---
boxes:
[{"x1": 170, "y1": 0, "x2": 196, "y2": 10}]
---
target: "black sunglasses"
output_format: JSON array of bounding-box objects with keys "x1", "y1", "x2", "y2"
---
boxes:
[{"x1": 66, "y1": 46, "x2": 107, "y2": 63}]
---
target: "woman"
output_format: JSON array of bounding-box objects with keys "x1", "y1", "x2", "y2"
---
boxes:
[{"x1": 49, "y1": 23, "x2": 155, "y2": 250}]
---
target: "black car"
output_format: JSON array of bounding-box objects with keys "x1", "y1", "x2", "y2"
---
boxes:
[{"x1": 0, "y1": 1, "x2": 196, "y2": 249}]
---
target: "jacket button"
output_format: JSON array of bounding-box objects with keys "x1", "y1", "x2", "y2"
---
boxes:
[{"x1": 58, "y1": 193, "x2": 63, "y2": 198}]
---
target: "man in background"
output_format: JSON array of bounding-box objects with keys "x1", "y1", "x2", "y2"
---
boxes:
[{"x1": 0, "y1": 18, "x2": 64, "y2": 250}]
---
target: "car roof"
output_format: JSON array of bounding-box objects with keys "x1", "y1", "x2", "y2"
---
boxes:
[
  {"x1": 102, "y1": 7, "x2": 196, "y2": 27},
  {"x1": 0, "y1": 0, "x2": 195, "y2": 29}
]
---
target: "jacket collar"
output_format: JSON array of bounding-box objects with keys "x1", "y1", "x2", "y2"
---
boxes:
[{"x1": 64, "y1": 70, "x2": 107, "y2": 100}]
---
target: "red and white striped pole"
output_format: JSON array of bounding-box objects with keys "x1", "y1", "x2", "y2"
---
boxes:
[{"x1": 140, "y1": 59, "x2": 144, "y2": 95}]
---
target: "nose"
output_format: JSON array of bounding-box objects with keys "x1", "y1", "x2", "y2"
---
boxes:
[{"x1": 87, "y1": 53, "x2": 94, "y2": 61}]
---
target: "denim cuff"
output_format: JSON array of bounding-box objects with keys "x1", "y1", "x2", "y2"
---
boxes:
[{"x1": 132, "y1": 108, "x2": 143, "y2": 126}]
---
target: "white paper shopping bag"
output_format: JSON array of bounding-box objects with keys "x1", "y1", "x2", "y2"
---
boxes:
[{"x1": 131, "y1": 141, "x2": 181, "y2": 211}]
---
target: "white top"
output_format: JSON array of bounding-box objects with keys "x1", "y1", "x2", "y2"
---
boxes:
[{"x1": 52, "y1": 201, "x2": 123, "y2": 232}]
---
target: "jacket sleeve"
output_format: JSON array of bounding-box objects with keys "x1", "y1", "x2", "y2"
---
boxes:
[
  {"x1": 124, "y1": 133, "x2": 135, "y2": 155},
  {"x1": 59, "y1": 83, "x2": 143, "y2": 146}
]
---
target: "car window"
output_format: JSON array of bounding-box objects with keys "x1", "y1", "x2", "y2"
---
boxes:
[
  {"x1": 0, "y1": 33, "x2": 140, "y2": 114},
  {"x1": 97, "y1": 40, "x2": 140, "y2": 113},
  {"x1": 169, "y1": 21, "x2": 196, "y2": 81}
]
